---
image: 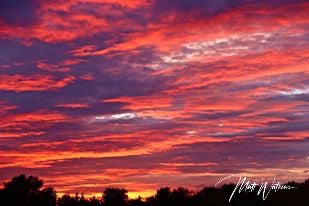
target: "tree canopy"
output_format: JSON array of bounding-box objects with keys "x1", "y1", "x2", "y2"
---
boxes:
[{"x1": 0, "y1": 174, "x2": 308, "y2": 206}]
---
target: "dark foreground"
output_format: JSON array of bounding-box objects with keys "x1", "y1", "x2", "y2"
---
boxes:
[{"x1": 0, "y1": 174, "x2": 308, "y2": 206}]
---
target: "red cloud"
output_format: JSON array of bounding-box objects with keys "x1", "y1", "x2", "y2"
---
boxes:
[
  {"x1": 0, "y1": 110, "x2": 69, "y2": 139},
  {"x1": 0, "y1": 101, "x2": 18, "y2": 115},
  {"x1": 0, "y1": 110, "x2": 68, "y2": 128},
  {"x1": 0, "y1": 0, "x2": 308, "y2": 199},
  {"x1": 103, "y1": 95, "x2": 172, "y2": 110},
  {"x1": 78, "y1": 2, "x2": 309, "y2": 56},
  {"x1": 0, "y1": 12, "x2": 107, "y2": 43},
  {"x1": 0, "y1": 0, "x2": 150, "y2": 43},
  {"x1": 80, "y1": 74, "x2": 94, "y2": 80},
  {"x1": 0, "y1": 74, "x2": 75, "y2": 92},
  {"x1": 56, "y1": 103, "x2": 90, "y2": 109},
  {"x1": 41, "y1": 0, "x2": 150, "y2": 11}
]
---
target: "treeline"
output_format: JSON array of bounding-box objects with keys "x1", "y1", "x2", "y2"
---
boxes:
[{"x1": 0, "y1": 174, "x2": 308, "y2": 206}]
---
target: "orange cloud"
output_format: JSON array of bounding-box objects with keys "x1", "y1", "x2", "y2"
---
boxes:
[
  {"x1": 0, "y1": 74, "x2": 75, "y2": 92},
  {"x1": 0, "y1": 131, "x2": 45, "y2": 139},
  {"x1": 161, "y1": 49, "x2": 309, "y2": 96},
  {"x1": 80, "y1": 74, "x2": 94, "y2": 80},
  {"x1": 41, "y1": 0, "x2": 150, "y2": 12},
  {"x1": 36, "y1": 59, "x2": 86, "y2": 72},
  {"x1": 56, "y1": 103, "x2": 90, "y2": 109},
  {"x1": 0, "y1": 0, "x2": 308, "y2": 199},
  {"x1": 0, "y1": 0, "x2": 151, "y2": 43},
  {"x1": 159, "y1": 162, "x2": 218, "y2": 167},
  {"x1": 0, "y1": 110, "x2": 69, "y2": 137},
  {"x1": 37, "y1": 62, "x2": 71, "y2": 72},
  {"x1": 77, "y1": 2, "x2": 309, "y2": 56},
  {"x1": 0, "y1": 12, "x2": 107, "y2": 43},
  {"x1": 103, "y1": 95, "x2": 172, "y2": 110},
  {"x1": 0, "y1": 101, "x2": 18, "y2": 114}
]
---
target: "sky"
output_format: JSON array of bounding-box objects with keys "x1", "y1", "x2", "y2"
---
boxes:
[{"x1": 0, "y1": 0, "x2": 309, "y2": 198}]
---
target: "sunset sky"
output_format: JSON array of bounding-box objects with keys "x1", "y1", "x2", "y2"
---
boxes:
[{"x1": 0, "y1": 0, "x2": 309, "y2": 198}]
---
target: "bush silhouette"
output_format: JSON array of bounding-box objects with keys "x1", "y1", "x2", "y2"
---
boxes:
[
  {"x1": 102, "y1": 188, "x2": 128, "y2": 206},
  {"x1": 0, "y1": 174, "x2": 56, "y2": 206},
  {"x1": 1, "y1": 174, "x2": 308, "y2": 206}
]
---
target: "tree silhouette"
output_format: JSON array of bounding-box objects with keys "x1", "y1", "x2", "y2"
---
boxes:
[
  {"x1": 57, "y1": 194, "x2": 75, "y2": 206},
  {"x1": 89, "y1": 196, "x2": 101, "y2": 206},
  {"x1": 1, "y1": 174, "x2": 309, "y2": 206},
  {"x1": 171, "y1": 187, "x2": 192, "y2": 206},
  {"x1": 128, "y1": 196, "x2": 146, "y2": 206},
  {"x1": 102, "y1": 188, "x2": 128, "y2": 206},
  {"x1": 147, "y1": 187, "x2": 172, "y2": 206},
  {"x1": 58, "y1": 193, "x2": 103, "y2": 206},
  {"x1": 0, "y1": 174, "x2": 56, "y2": 206}
]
